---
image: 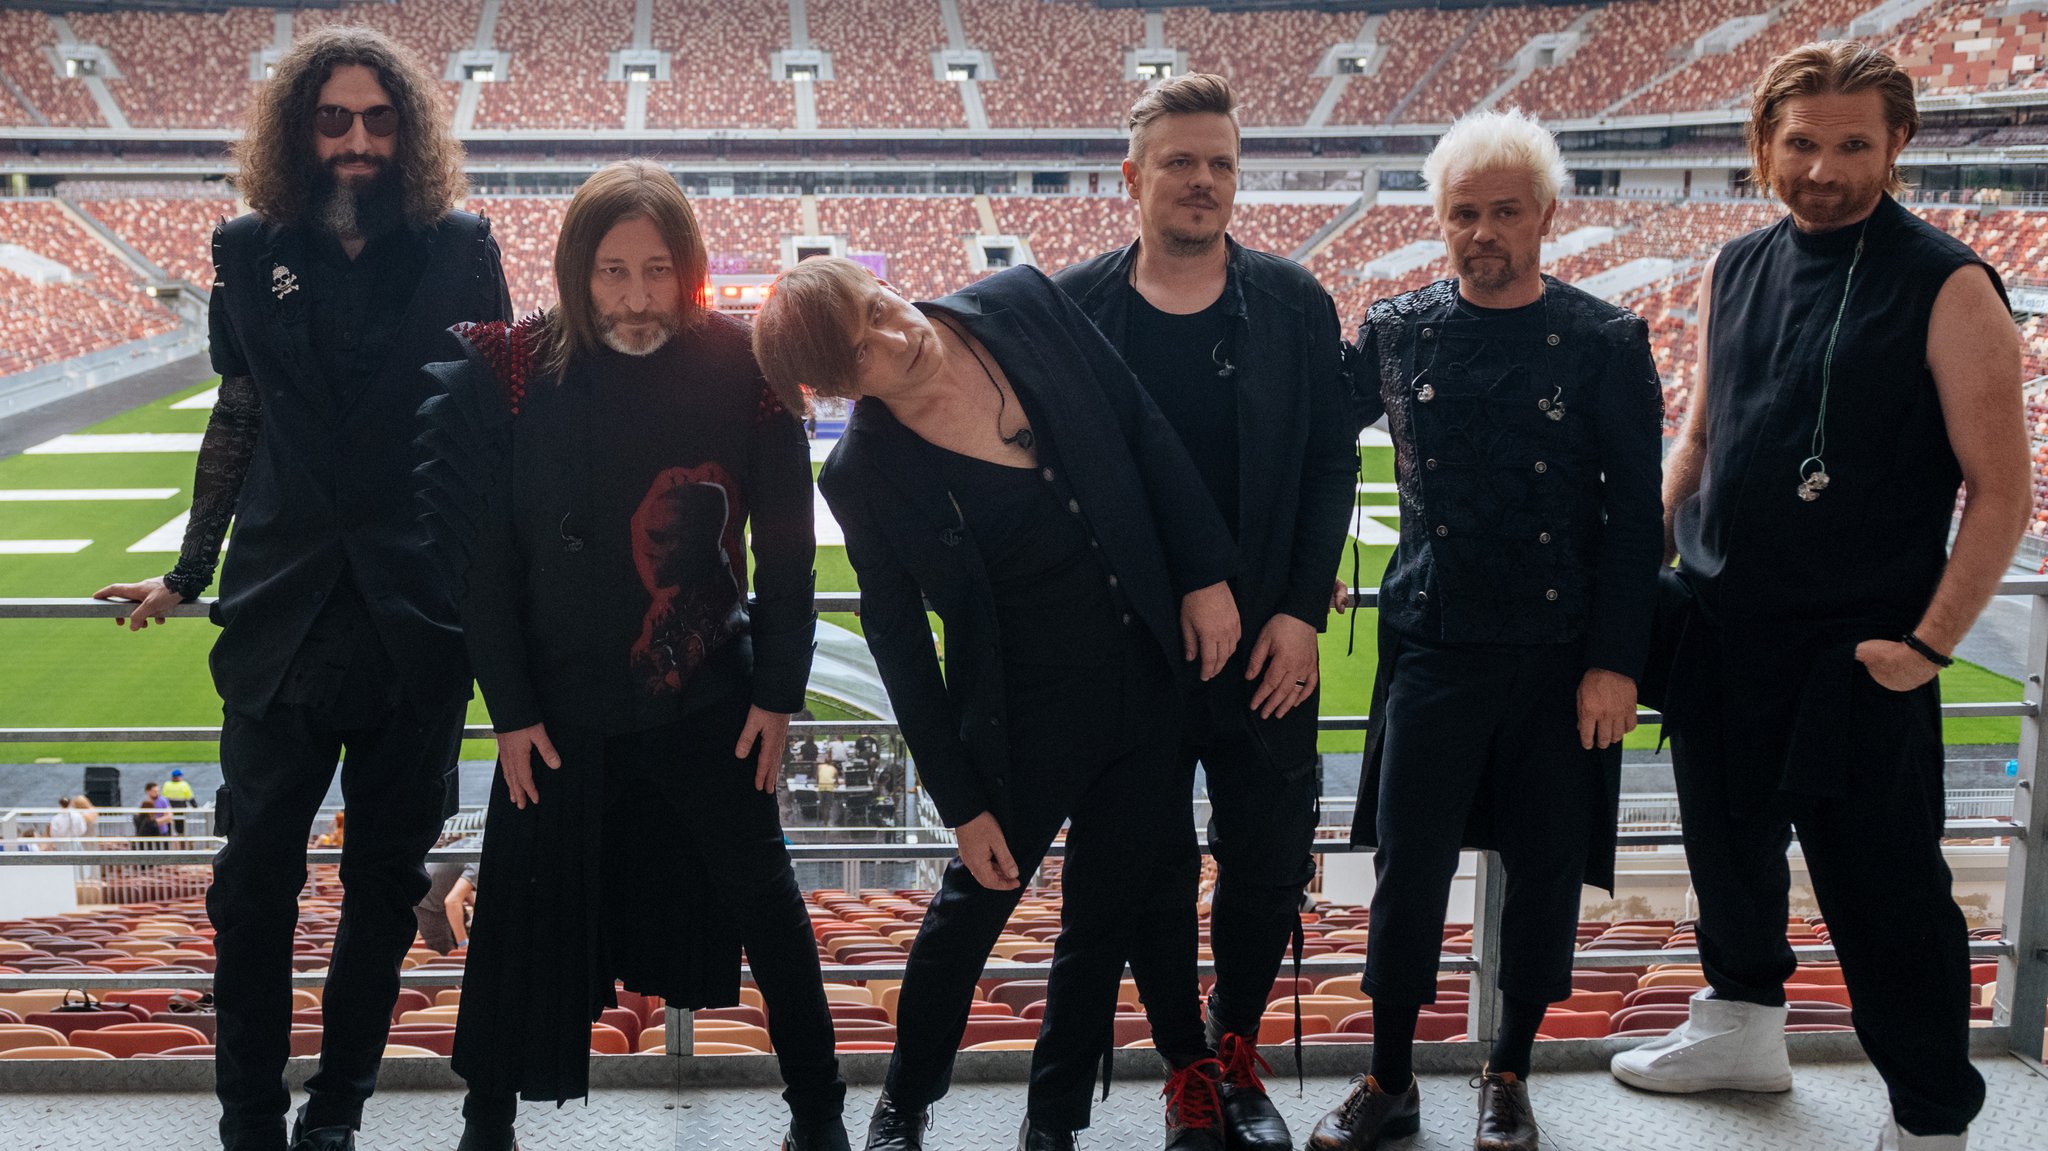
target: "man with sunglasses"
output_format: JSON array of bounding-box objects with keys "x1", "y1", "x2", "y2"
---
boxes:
[{"x1": 95, "y1": 26, "x2": 508, "y2": 1151}]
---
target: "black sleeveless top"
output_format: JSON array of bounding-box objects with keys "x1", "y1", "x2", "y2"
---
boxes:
[
  {"x1": 1675, "y1": 194, "x2": 2004, "y2": 637},
  {"x1": 932, "y1": 448, "x2": 1126, "y2": 674}
]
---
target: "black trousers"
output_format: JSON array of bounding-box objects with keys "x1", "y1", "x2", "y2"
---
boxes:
[
  {"x1": 1670, "y1": 659, "x2": 1985, "y2": 1135},
  {"x1": 1130, "y1": 670, "x2": 1322, "y2": 1038},
  {"x1": 888, "y1": 636, "x2": 1205, "y2": 1130},
  {"x1": 209, "y1": 694, "x2": 464, "y2": 1144},
  {"x1": 1363, "y1": 638, "x2": 1597, "y2": 1008}
]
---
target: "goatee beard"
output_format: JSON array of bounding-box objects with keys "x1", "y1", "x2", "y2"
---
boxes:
[
  {"x1": 600, "y1": 311, "x2": 681, "y2": 356},
  {"x1": 315, "y1": 162, "x2": 402, "y2": 241}
]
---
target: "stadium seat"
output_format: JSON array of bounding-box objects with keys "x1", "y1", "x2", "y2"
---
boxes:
[{"x1": 0, "y1": 1046, "x2": 114, "y2": 1059}]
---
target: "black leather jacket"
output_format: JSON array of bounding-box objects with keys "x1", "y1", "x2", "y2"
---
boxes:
[{"x1": 1353, "y1": 276, "x2": 1663, "y2": 680}]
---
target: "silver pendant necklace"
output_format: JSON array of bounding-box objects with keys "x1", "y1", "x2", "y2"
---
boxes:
[{"x1": 1797, "y1": 220, "x2": 1869, "y2": 503}]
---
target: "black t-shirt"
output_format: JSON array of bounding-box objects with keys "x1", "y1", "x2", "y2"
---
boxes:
[
  {"x1": 932, "y1": 447, "x2": 1126, "y2": 673},
  {"x1": 582, "y1": 337, "x2": 754, "y2": 731},
  {"x1": 1123, "y1": 290, "x2": 1239, "y2": 539}
]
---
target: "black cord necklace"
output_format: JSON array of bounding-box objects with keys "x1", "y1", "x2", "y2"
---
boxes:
[{"x1": 933, "y1": 314, "x2": 1034, "y2": 450}]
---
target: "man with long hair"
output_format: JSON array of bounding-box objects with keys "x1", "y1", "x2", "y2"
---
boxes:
[
  {"x1": 94, "y1": 25, "x2": 510, "y2": 1151},
  {"x1": 414, "y1": 159, "x2": 845, "y2": 1151},
  {"x1": 1612, "y1": 43, "x2": 2026, "y2": 1151}
]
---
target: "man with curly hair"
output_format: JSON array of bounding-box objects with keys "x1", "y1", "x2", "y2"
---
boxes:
[{"x1": 95, "y1": 25, "x2": 510, "y2": 1151}]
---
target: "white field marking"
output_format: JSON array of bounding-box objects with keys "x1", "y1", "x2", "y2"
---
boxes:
[
  {"x1": 809, "y1": 437, "x2": 836, "y2": 464},
  {"x1": 747, "y1": 491, "x2": 847, "y2": 552},
  {"x1": 170, "y1": 388, "x2": 219, "y2": 410},
  {"x1": 1356, "y1": 482, "x2": 1398, "y2": 495},
  {"x1": 1352, "y1": 517, "x2": 1400, "y2": 546},
  {"x1": 815, "y1": 489, "x2": 846, "y2": 547},
  {"x1": 127, "y1": 511, "x2": 191, "y2": 553},
  {"x1": 25, "y1": 433, "x2": 207, "y2": 454},
  {"x1": 0, "y1": 488, "x2": 180, "y2": 501},
  {"x1": 1359, "y1": 427, "x2": 1393, "y2": 448},
  {"x1": 0, "y1": 540, "x2": 92, "y2": 554}
]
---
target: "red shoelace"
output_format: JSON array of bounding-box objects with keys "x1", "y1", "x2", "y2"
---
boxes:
[
  {"x1": 1162, "y1": 1059, "x2": 1224, "y2": 1130},
  {"x1": 1216, "y1": 1031, "x2": 1273, "y2": 1096}
]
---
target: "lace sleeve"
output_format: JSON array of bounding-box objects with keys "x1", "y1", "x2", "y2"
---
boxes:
[{"x1": 163, "y1": 375, "x2": 261, "y2": 599}]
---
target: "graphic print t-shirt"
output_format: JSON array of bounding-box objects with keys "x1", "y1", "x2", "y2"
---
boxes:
[{"x1": 584, "y1": 338, "x2": 750, "y2": 731}]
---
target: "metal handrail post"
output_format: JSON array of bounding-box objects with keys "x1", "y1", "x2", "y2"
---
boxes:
[
  {"x1": 1466, "y1": 850, "x2": 1506, "y2": 1042},
  {"x1": 668, "y1": 1006, "x2": 692, "y2": 1057},
  {"x1": 1998, "y1": 591, "x2": 2048, "y2": 1062}
]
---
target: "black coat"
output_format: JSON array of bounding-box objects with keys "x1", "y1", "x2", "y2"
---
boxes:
[
  {"x1": 1349, "y1": 276, "x2": 1666, "y2": 891},
  {"x1": 203, "y1": 211, "x2": 510, "y2": 710},
  {"x1": 818, "y1": 265, "x2": 1237, "y2": 828},
  {"x1": 413, "y1": 311, "x2": 814, "y2": 1102},
  {"x1": 1051, "y1": 238, "x2": 1358, "y2": 666}
]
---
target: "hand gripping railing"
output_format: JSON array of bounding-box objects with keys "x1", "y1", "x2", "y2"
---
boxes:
[{"x1": 2, "y1": 581, "x2": 2044, "y2": 1069}]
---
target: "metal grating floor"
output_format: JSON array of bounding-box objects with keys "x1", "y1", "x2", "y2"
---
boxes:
[{"x1": 1, "y1": 1059, "x2": 2044, "y2": 1150}]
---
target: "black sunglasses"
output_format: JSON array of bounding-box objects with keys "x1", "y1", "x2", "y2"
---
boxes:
[{"x1": 313, "y1": 104, "x2": 400, "y2": 139}]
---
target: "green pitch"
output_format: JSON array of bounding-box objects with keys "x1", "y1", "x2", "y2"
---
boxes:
[{"x1": 0, "y1": 378, "x2": 2024, "y2": 763}]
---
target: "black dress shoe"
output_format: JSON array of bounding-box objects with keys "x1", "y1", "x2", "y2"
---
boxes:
[
  {"x1": 864, "y1": 1094, "x2": 930, "y2": 1151},
  {"x1": 287, "y1": 1121, "x2": 354, "y2": 1151},
  {"x1": 1016, "y1": 1117, "x2": 1079, "y2": 1150},
  {"x1": 1474, "y1": 1069, "x2": 1539, "y2": 1151},
  {"x1": 1162, "y1": 1058, "x2": 1226, "y2": 1151},
  {"x1": 1213, "y1": 1033, "x2": 1291, "y2": 1151},
  {"x1": 1305, "y1": 1075, "x2": 1422, "y2": 1151},
  {"x1": 785, "y1": 1111, "x2": 852, "y2": 1151}
]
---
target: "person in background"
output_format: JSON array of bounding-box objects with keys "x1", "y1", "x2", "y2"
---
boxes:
[{"x1": 163, "y1": 768, "x2": 197, "y2": 835}]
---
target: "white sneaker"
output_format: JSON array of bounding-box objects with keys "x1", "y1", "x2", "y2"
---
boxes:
[
  {"x1": 1876, "y1": 1118, "x2": 1967, "y2": 1150},
  {"x1": 1609, "y1": 987, "x2": 1794, "y2": 1093}
]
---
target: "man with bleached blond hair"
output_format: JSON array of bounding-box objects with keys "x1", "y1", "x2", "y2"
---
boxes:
[{"x1": 1309, "y1": 107, "x2": 1663, "y2": 1151}]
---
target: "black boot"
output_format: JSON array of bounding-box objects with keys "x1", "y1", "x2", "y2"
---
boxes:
[
  {"x1": 863, "y1": 1094, "x2": 929, "y2": 1151},
  {"x1": 1212, "y1": 1032, "x2": 1291, "y2": 1151},
  {"x1": 454, "y1": 1126, "x2": 520, "y2": 1151},
  {"x1": 1162, "y1": 1058, "x2": 1226, "y2": 1151},
  {"x1": 1305, "y1": 1075, "x2": 1422, "y2": 1151},
  {"x1": 1016, "y1": 1118, "x2": 1079, "y2": 1151},
  {"x1": 785, "y1": 1110, "x2": 852, "y2": 1151}
]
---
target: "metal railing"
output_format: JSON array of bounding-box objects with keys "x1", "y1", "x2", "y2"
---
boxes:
[{"x1": 1, "y1": 581, "x2": 2044, "y2": 1072}]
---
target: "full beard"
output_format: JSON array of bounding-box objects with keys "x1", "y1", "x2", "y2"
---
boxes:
[
  {"x1": 1773, "y1": 169, "x2": 1886, "y2": 231},
  {"x1": 314, "y1": 158, "x2": 404, "y2": 241},
  {"x1": 599, "y1": 309, "x2": 681, "y2": 356}
]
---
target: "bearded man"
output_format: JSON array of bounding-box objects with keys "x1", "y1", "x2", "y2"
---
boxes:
[
  {"x1": 414, "y1": 159, "x2": 845, "y2": 1151},
  {"x1": 95, "y1": 25, "x2": 509, "y2": 1151},
  {"x1": 1611, "y1": 43, "x2": 2028, "y2": 1151},
  {"x1": 1310, "y1": 108, "x2": 1663, "y2": 1151}
]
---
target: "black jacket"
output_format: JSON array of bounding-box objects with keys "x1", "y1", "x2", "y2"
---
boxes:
[
  {"x1": 1349, "y1": 276, "x2": 1665, "y2": 891},
  {"x1": 818, "y1": 265, "x2": 1236, "y2": 828},
  {"x1": 1051, "y1": 238, "x2": 1357, "y2": 655},
  {"x1": 1352, "y1": 275, "x2": 1664, "y2": 679},
  {"x1": 203, "y1": 211, "x2": 510, "y2": 709},
  {"x1": 412, "y1": 310, "x2": 815, "y2": 1102}
]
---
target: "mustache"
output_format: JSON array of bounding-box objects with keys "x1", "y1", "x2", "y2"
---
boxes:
[
  {"x1": 326, "y1": 152, "x2": 388, "y2": 171},
  {"x1": 599, "y1": 308, "x2": 675, "y2": 331},
  {"x1": 1179, "y1": 196, "x2": 1219, "y2": 208}
]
